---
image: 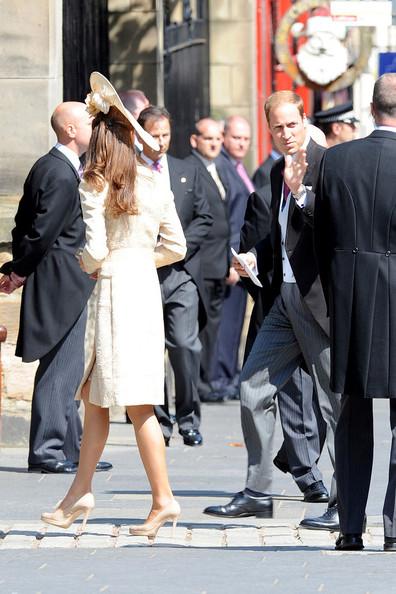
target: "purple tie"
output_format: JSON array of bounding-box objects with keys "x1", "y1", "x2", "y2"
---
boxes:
[
  {"x1": 235, "y1": 161, "x2": 254, "y2": 193},
  {"x1": 78, "y1": 163, "x2": 84, "y2": 179},
  {"x1": 152, "y1": 160, "x2": 163, "y2": 173}
]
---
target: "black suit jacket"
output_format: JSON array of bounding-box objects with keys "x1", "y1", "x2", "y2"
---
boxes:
[
  {"x1": 1, "y1": 148, "x2": 95, "y2": 362},
  {"x1": 184, "y1": 152, "x2": 230, "y2": 280},
  {"x1": 162, "y1": 154, "x2": 213, "y2": 329},
  {"x1": 263, "y1": 139, "x2": 327, "y2": 332},
  {"x1": 216, "y1": 147, "x2": 252, "y2": 251},
  {"x1": 315, "y1": 130, "x2": 396, "y2": 397}
]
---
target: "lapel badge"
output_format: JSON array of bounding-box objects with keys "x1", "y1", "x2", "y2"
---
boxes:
[{"x1": 180, "y1": 176, "x2": 187, "y2": 183}]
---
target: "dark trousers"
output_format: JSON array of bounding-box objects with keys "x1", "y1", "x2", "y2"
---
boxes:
[
  {"x1": 198, "y1": 278, "x2": 227, "y2": 399},
  {"x1": 336, "y1": 395, "x2": 396, "y2": 537},
  {"x1": 155, "y1": 268, "x2": 201, "y2": 437},
  {"x1": 28, "y1": 308, "x2": 86, "y2": 466},
  {"x1": 240, "y1": 283, "x2": 340, "y2": 502},
  {"x1": 244, "y1": 289, "x2": 327, "y2": 492},
  {"x1": 210, "y1": 282, "x2": 247, "y2": 396},
  {"x1": 277, "y1": 369, "x2": 326, "y2": 491}
]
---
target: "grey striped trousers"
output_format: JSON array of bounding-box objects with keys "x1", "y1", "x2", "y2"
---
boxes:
[
  {"x1": 240, "y1": 282, "x2": 341, "y2": 504},
  {"x1": 28, "y1": 308, "x2": 87, "y2": 466}
]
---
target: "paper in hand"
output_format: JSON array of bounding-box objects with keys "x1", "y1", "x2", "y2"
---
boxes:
[{"x1": 231, "y1": 248, "x2": 263, "y2": 288}]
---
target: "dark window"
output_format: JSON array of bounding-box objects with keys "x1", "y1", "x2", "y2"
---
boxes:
[
  {"x1": 63, "y1": 0, "x2": 109, "y2": 102},
  {"x1": 164, "y1": 0, "x2": 210, "y2": 158}
]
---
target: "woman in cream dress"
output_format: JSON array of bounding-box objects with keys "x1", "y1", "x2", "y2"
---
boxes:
[
  {"x1": 41, "y1": 73, "x2": 186, "y2": 541},
  {"x1": 79, "y1": 163, "x2": 183, "y2": 409}
]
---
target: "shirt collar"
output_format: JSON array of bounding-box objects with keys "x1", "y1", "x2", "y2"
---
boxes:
[
  {"x1": 141, "y1": 152, "x2": 166, "y2": 166},
  {"x1": 270, "y1": 149, "x2": 281, "y2": 160},
  {"x1": 54, "y1": 143, "x2": 81, "y2": 173},
  {"x1": 375, "y1": 125, "x2": 396, "y2": 133},
  {"x1": 192, "y1": 149, "x2": 214, "y2": 168}
]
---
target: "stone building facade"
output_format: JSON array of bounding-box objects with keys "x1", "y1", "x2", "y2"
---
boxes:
[{"x1": 0, "y1": 0, "x2": 258, "y2": 435}]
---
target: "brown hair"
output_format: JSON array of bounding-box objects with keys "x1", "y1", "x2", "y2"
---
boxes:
[
  {"x1": 264, "y1": 91, "x2": 304, "y2": 124},
  {"x1": 137, "y1": 105, "x2": 171, "y2": 129},
  {"x1": 84, "y1": 106, "x2": 138, "y2": 217}
]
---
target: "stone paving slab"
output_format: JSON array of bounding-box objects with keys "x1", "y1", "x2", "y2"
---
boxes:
[{"x1": 0, "y1": 519, "x2": 388, "y2": 552}]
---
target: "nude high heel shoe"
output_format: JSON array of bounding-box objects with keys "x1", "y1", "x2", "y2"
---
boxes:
[
  {"x1": 129, "y1": 500, "x2": 181, "y2": 543},
  {"x1": 41, "y1": 493, "x2": 95, "y2": 533}
]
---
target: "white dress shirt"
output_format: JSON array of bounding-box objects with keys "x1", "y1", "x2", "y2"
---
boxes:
[{"x1": 278, "y1": 132, "x2": 311, "y2": 283}]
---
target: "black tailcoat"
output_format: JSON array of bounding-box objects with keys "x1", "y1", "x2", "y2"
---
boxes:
[
  {"x1": 315, "y1": 130, "x2": 396, "y2": 398},
  {"x1": 269, "y1": 139, "x2": 327, "y2": 332},
  {"x1": 1, "y1": 148, "x2": 95, "y2": 362},
  {"x1": 252, "y1": 154, "x2": 276, "y2": 188},
  {"x1": 239, "y1": 185, "x2": 274, "y2": 358}
]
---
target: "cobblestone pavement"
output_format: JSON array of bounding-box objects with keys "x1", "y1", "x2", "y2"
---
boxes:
[
  {"x1": 0, "y1": 514, "x2": 388, "y2": 552},
  {"x1": 0, "y1": 401, "x2": 395, "y2": 593}
]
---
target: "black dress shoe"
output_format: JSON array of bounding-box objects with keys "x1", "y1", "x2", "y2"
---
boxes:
[
  {"x1": 28, "y1": 460, "x2": 78, "y2": 474},
  {"x1": 300, "y1": 505, "x2": 339, "y2": 530},
  {"x1": 300, "y1": 505, "x2": 367, "y2": 533},
  {"x1": 203, "y1": 491, "x2": 273, "y2": 519},
  {"x1": 303, "y1": 480, "x2": 329, "y2": 503},
  {"x1": 384, "y1": 537, "x2": 396, "y2": 551},
  {"x1": 273, "y1": 455, "x2": 290, "y2": 474},
  {"x1": 179, "y1": 429, "x2": 203, "y2": 446},
  {"x1": 335, "y1": 533, "x2": 364, "y2": 551},
  {"x1": 94, "y1": 461, "x2": 113, "y2": 472}
]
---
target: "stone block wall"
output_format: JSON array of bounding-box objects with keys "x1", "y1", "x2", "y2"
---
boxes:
[
  {"x1": 108, "y1": 0, "x2": 161, "y2": 102},
  {"x1": 208, "y1": 0, "x2": 257, "y2": 172},
  {"x1": 0, "y1": 0, "x2": 62, "y2": 203}
]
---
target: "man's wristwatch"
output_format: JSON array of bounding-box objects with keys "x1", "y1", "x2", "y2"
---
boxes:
[{"x1": 292, "y1": 185, "x2": 306, "y2": 201}]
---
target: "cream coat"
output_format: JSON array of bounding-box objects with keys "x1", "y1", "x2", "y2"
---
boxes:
[{"x1": 77, "y1": 163, "x2": 186, "y2": 407}]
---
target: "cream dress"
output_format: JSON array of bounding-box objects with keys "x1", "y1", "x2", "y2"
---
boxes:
[{"x1": 78, "y1": 163, "x2": 186, "y2": 407}]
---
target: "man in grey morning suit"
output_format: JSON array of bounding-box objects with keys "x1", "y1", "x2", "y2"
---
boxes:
[
  {"x1": 315, "y1": 74, "x2": 396, "y2": 551},
  {"x1": 204, "y1": 91, "x2": 341, "y2": 524},
  {"x1": 0, "y1": 102, "x2": 111, "y2": 473}
]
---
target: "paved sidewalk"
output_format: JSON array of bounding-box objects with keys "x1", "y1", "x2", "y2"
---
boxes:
[{"x1": 0, "y1": 400, "x2": 395, "y2": 593}]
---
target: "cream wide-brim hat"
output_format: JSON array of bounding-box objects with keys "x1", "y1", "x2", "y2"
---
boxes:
[{"x1": 85, "y1": 71, "x2": 159, "y2": 152}]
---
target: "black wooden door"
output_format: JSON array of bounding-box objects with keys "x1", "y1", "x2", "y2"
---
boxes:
[
  {"x1": 164, "y1": 0, "x2": 210, "y2": 158},
  {"x1": 63, "y1": 0, "x2": 109, "y2": 102}
]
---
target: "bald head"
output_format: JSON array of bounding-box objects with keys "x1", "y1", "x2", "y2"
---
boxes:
[
  {"x1": 190, "y1": 118, "x2": 223, "y2": 160},
  {"x1": 372, "y1": 74, "x2": 396, "y2": 125},
  {"x1": 223, "y1": 115, "x2": 251, "y2": 160},
  {"x1": 51, "y1": 102, "x2": 92, "y2": 156}
]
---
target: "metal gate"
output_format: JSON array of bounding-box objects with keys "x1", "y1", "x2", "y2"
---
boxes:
[
  {"x1": 164, "y1": 0, "x2": 210, "y2": 158},
  {"x1": 62, "y1": 0, "x2": 109, "y2": 102}
]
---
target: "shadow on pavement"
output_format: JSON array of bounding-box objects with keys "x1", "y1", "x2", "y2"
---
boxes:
[
  {"x1": 0, "y1": 466, "x2": 28, "y2": 473},
  {"x1": 105, "y1": 489, "x2": 237, "y2": 498}
]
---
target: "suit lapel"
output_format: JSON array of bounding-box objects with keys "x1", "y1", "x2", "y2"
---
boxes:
[
  {"x1": 167, "y1": 155, "x2": 185, "y2": 211},
  {"x1": 167, "y1": 155, "x2": 179, "y2": 191},
  {"x1": 192, "y1": 153, "x2": 227, "y2": 202},
  {"x1": 50, "y1": 147, "x2": 80, "y2": 182}
]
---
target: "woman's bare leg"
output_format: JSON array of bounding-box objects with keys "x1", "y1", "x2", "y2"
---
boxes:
[
  {"x1": 126, "y1": 404, "x2": 173, "y2": 517},
  {"x1": 59, "y1": 392, "x2": 109, "y2": 508}
]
